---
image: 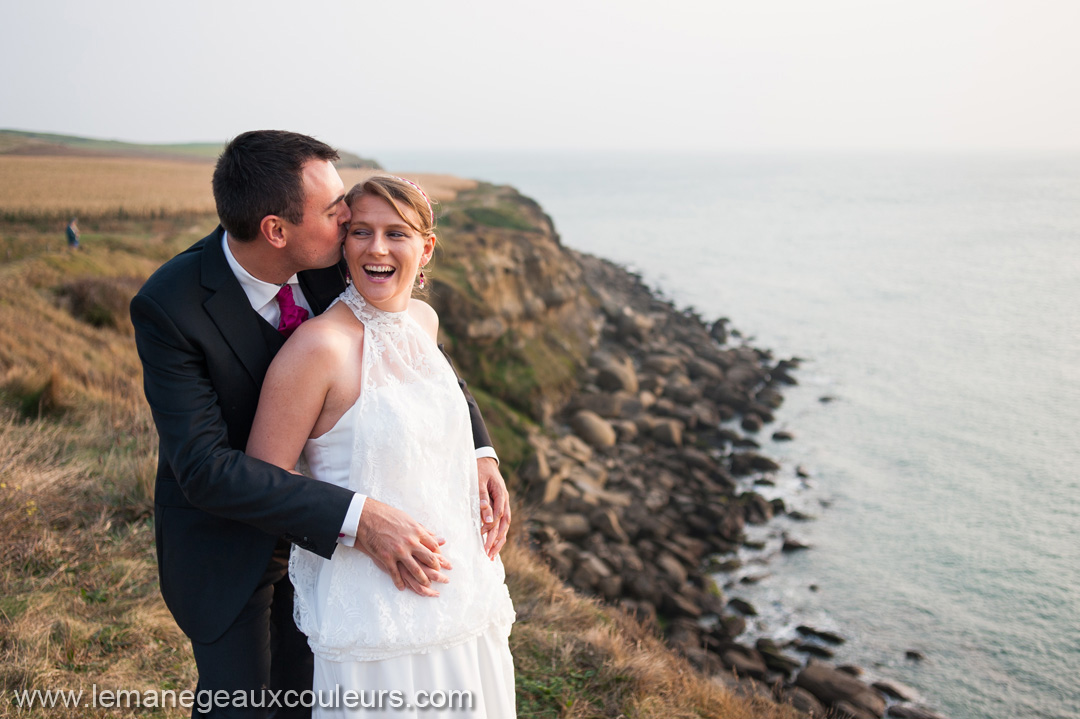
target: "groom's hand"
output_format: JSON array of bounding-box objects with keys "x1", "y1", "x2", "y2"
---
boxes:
[{"x1": 355, "y1": 498, "x2": 452, "y2": 597}]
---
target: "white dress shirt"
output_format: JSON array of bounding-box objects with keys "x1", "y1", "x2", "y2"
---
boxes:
[{"x1": 221, "y1": 232, "x2": 496, "y2": 548}]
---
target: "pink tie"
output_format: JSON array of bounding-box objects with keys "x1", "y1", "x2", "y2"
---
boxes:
[{"x1": 276, "y1": 284, "x2": 308, "y2": 338}]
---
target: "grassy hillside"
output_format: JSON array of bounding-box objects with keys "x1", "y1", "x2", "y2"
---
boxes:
[{"x1": 0, "y1": 151, "x2": 801, "y2": 719}]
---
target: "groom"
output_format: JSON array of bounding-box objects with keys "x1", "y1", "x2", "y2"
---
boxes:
[{"x1": 131, "y1": 130, "x2": 509, "y2": 717}]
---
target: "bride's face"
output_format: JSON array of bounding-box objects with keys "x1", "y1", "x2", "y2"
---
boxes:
[{"x1": 344, "y1": 194, "x2": 435, "y2": 313}]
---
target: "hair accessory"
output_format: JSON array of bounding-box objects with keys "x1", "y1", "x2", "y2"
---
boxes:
[
  {"x1": 393, "y1": 176, "x2": 435, "y2": 226},
  {"x1": 418, "y1": 270, "x2": 426, "y2": 290}
]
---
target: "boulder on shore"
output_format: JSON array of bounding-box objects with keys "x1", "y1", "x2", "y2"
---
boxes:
[
  {"x1": 651, "y1": 418, "x2": 684, "y2": 447},
  {"x1": 795, "y1": 660, "x2": 886, "y2": 717},
  {"x1": 570, "y1": 410, "x2": 617, "y2": 448}
]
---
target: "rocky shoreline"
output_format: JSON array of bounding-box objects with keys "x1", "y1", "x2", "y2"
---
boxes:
[
  {"x1": 521, "y1": 253, "x2": 947, "y2": 719},
  {"x1": 426, "y1": 182, "x2": 946, "y2": 718}
]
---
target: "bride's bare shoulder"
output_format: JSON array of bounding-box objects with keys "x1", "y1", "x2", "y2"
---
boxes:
[
  {"x1": 408, "y1": 298, "x2": 439, "y2": 342},
  {"x1": 278, "y1": 303, "x2": 364, "y2": 367}
]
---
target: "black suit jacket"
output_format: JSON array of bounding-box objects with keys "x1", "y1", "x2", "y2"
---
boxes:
[{"x1": 131, "y1": 227, "x2": 491, "y2": 644}]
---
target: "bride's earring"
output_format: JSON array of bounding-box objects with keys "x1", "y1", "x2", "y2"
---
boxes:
[{"x1": 418, "y1": 270, "x2": 426, "y2": 290}]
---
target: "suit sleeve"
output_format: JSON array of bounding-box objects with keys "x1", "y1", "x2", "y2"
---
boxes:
[
  {"x1": 438, "y1": 343, "x2": 493, "y2": 450},
  {"x1": 131, "y1": 292, "x2": 354, "y2": 559}
]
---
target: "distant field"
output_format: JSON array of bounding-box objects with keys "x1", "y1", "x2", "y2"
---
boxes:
[
  {"x1": 0, "y1": 154, "x2": 476, "y2": 221},
  {"x1": 0, "y1": 156, "x2": 217, "y2": 218},
  {"x1": 0, "y1": 129, "x2": 381, "y2": 168}
]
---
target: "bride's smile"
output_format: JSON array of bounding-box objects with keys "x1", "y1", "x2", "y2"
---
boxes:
[{"x1": 344, "y1": 193, "x2": 435, "y2": 312}]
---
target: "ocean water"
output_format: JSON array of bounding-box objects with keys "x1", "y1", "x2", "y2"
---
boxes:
[{"x1": 378, "y1": 150, "x2": 1080, "y2": 718}]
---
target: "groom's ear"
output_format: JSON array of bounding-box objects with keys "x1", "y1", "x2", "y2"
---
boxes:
[{"x1": 259, "y1": 215, "x2": 288, "y2": 249}]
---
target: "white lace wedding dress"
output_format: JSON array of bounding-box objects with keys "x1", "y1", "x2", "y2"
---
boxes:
[{"x1": 290, "y1": 286, "x2": 516, "y2": 717}]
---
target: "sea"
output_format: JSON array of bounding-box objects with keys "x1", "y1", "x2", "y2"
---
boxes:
[{"x1": 377, "y1": 149, "x2": 1080, "y2": 719}]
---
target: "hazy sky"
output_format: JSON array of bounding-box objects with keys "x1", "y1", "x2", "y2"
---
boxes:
[{"x1": 2, "y1": 0, "x2": 1078, "y2": 154}]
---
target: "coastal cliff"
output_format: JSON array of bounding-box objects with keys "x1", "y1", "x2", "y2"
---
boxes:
[
  {"x1": 427, "y1": 182, "x2": 940, "y2": 719},
  {"x1": 0, "y1": 163, "x2": 938, "y2": 717}
]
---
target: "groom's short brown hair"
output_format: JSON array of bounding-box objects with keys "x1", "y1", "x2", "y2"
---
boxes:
[{"x1": 213, "y1": 130, "x2": 339, "y2": 242}]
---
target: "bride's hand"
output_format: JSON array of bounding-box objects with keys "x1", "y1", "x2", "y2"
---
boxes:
[
  {"x1": 367, "y1": 556, "x2": 452, "y2": 598},
  {"x1": 354, "y1": 498, "x2": 453, "y2": 596},
  {"x1": 477, "y1": 457, "x2": 511, "y2": 559}
]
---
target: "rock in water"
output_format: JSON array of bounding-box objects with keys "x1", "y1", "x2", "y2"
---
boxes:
[
  {"x1": 783, "y1": 536, "x2": 811, "y2": 552},
  {"x1": 797, "y1": 625, "x2": 846, "y2": 645},
  {"x1": 727, "y1": 597, "x2": 757, "y2": 616},
  {"x1": 872, "y1": 680, "x2": 918, "y2": 702},
  {"x1": 796, "y1": 642, "x2": 835, "y2": 658},
  {"x1": 709, "y1": 319, "x2": 728, "y2": 345},
  {"x1": 741, "y1": 412, "x2": 764, "y2": 433}
]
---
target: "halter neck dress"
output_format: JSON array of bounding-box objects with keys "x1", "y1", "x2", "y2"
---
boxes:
[{"x1": 290, "y1": 285, "x2": 516, "y2": 717}]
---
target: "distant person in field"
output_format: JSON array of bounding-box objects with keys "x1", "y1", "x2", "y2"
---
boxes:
[
  {"x1": 130, "y1": 130, "x2": 510, "y2": 718},
  {"x1": 65, "y1": 217, "x2": 80, "y2": 250}
]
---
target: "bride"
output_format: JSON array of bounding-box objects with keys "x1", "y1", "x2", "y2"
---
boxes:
[{"x1": 246, "y1": 175, "x2": 516, "y2": 717}]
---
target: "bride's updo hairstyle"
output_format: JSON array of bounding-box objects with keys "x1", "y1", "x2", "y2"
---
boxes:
[{"x1": 345, "y1": 175, "x2": 437, "y2": 236}]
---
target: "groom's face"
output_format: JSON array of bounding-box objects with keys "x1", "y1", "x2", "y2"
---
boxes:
[{"x1": 280, "y1": 159, "x2": 351, "y2": 272}]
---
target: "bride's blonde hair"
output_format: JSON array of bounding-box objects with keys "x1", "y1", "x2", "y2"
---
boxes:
[{"x1": 345, "y1": 175, "x2": 436, "y2": 235}]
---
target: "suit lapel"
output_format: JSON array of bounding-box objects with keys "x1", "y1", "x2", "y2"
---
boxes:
[
  {"x1": 200, "y1": 227, "x2": 279, "y2": 386},
  {"x1": 298, "y1": 259, "x2": 348, "y2": 316}
]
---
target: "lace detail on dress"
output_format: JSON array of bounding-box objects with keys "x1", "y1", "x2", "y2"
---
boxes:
[{"x1": 290, "y1": 285, "x2": 515, "y2": 662}]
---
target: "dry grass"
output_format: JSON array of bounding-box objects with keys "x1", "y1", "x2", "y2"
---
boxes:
[
  {"x1": 0, "y1": 411, "x2": 191, "y2": 719},
  {"x1": 0, "y1": 215, "x2": 205, "y2": 717}
]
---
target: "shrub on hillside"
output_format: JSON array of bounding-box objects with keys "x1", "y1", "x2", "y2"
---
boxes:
[{"x1": 55, "y1": 276, "x2": 143, "y2": 333}]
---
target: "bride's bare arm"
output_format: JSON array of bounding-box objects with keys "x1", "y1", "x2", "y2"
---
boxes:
[
  {"x1": 248, "y1": 312, "x2": 452, "y2": 596},
  {"x1": 247, "y1": 321, "x2": 338, "y2": 470}
]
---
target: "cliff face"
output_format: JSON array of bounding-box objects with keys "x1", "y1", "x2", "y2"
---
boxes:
[
  {"x1": 432, "y1": 185, "x2": 911, "y2": 719},
  {"x1": 429, "y1": 183, "x2": 599, "y2": 435}
]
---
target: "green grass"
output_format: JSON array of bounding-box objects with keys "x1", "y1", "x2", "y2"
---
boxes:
[{"x1": 464, "y1": 206, "x2": 539, "y2": 232}]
